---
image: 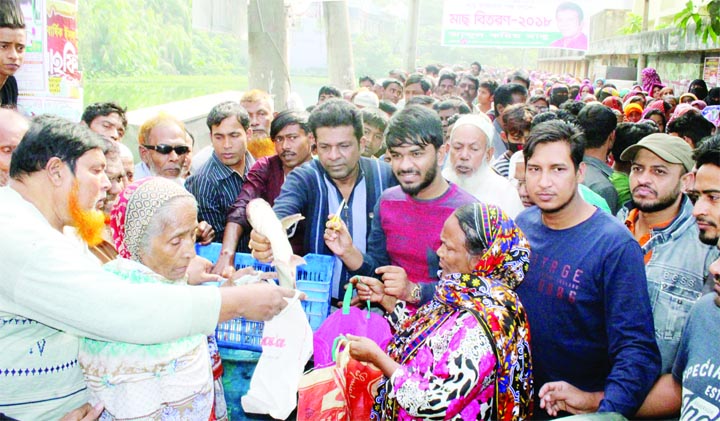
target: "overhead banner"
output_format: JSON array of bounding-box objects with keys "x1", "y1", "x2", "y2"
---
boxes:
[{"x1": 441, "y1": 0, "x2": 630, "y2": 50}]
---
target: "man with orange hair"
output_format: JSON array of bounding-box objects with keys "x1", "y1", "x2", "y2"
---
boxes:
[
  {"x1": 241, "y1": 89, "x2": 276, "y2": 158},
  {"x1": 134, "y1": 113, "x2": 190, "y2": 182}
]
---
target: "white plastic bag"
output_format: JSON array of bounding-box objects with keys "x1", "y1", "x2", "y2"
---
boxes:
[{"x1": 241, "y1": 293, "x2": 313, "y2": 419}]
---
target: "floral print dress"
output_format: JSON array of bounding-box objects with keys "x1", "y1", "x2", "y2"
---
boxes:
[{"x1": 384, "y1": 301, "x2": 497, "y2": 420}]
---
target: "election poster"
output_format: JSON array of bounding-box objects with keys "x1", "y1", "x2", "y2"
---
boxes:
[{"x1": 15, "y1": 0, "x2": 83, "y2": 120}]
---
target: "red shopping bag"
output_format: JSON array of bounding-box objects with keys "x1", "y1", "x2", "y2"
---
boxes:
[{"x1": 298, "y1": 338, "x2": 383, "y2": 421}]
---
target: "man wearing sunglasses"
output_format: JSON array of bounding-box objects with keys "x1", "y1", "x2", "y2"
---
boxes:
[{"x1": 134, "y1": 113, "x2": 189, "y2": 182}]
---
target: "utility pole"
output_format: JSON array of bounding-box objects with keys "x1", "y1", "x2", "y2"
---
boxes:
[
  {"x1": 323, "y1": 0, "x2": 355, "y2": 90},
  {"x1": 248, "y1": 0, "x2": 290, "y2": 112},
  {"x1": 405, "y1": 0, "x2": 420, "y2": 73},
  {"x1": 637, "y1": 0, "x2": 650, "y2": 81}
]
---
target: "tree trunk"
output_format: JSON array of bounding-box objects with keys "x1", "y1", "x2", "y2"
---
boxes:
[
  {"x1": 248, "y1": 0, "x2": 289, "y2": 112},
  {"x1": 323, "y1": 1, "x2": 355, "y2": 90}
]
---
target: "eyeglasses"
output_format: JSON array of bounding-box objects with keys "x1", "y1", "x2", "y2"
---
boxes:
[{"x1": 142, "y1": 144, "x2": 190, "y2": 155}]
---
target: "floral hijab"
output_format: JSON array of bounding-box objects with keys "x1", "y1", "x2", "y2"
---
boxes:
[
  {"x1": 380, "y1": 204, "x2": 533, "y2": 420},
  {"x1": 110, "y1": 177, "x2": 192, "y2": 261}
]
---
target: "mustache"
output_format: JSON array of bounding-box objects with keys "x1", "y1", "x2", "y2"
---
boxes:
[
  {"x1": 632, "y1": 184, "x2": 657, "y2": 195},
  {"x1": 696, "y1": 216, "x2": 718, "y2": 227},
  {"x1": 398, "y1": 170, "x2": 420, "y2": 176}
]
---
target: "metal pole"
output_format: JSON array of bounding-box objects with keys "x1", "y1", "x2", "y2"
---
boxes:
[{"x1": 405, "y1": 0, "x2": 420, "y2": 72}]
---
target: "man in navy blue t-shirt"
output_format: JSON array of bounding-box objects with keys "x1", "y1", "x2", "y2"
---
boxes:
[{"x1": 515, "y1": 120, "x2": 660, "y2": 418}]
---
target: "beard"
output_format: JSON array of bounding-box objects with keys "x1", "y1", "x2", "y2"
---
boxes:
[
  {"x1": 632, "y1": 184, "x2": 681, "y2": 213},
  {"x1": 450, "y1": 160, "x2": 489, "y2": 192},
  {"x1": 68, "y1": 181, "x2": 107, "y2": 247},
  {"x1": 0, "y1": 169, "x2": 8, "y2": 187},
  {"x1": 399, "y1": 163, "x2": 437, "y2": 197},
  {"x1": 247, "y1": 137, "x2": 275, "y2": 159}
]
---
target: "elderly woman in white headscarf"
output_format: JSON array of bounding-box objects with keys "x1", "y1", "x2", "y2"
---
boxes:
[{"x1": 79, "y1": 177, "x2": 222, "y2": 420}]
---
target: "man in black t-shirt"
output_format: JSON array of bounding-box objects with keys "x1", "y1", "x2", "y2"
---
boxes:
[{"x1": 0, "y1": 0, "x2": 26, "y2": 108}]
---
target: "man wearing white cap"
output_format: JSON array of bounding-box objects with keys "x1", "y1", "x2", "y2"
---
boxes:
[
  {"x1": 617, "y1": 133, "x2": 719, "y2": 374},
  {"x1": 443, "y1": 113, "x2": 524, "y2": 218}
]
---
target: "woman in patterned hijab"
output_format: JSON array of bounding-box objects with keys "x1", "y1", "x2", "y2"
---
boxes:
[{"x1": 348, "y1": 203, "x2": 533, "y2": 420}]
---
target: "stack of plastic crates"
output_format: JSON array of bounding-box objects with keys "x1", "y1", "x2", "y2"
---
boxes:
[{"x1": 196, "y1": 243, "x2": 334, "y2": 352}]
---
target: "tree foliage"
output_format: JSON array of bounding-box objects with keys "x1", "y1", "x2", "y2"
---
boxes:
[
  {"x1": 78, "y1": 0, "x2": 244, "y2": 77},
  {"x1": 619, "y1": 13, "x2": 643, "y2": 35},
  {"x1": 674, "y1": 0, "x2": 720, "y2": 43}
]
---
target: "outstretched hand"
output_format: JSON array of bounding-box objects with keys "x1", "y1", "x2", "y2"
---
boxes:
[{"x1": 539, "y1": 381, "x2": 604, "y2": 417}]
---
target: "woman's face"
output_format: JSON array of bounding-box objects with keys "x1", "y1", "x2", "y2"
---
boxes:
[
  {"x1": 649, "y1": 114, "x2": 665, "y2": 133},
  {"x1": 141, "y1": 198, "x2": 198, "y2": 280},
  {"x1": 437, "y1": 215, "x2": 477, "y2": 275}
]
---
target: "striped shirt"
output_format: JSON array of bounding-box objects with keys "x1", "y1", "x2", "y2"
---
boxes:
[{"x1": 185, "y1": 152, "x2": 255, "y2": 252}]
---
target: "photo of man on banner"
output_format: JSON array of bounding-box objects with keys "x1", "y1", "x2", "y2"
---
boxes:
[{"x1": 550, "y1": 1, "x2": 588, "y2": 50}]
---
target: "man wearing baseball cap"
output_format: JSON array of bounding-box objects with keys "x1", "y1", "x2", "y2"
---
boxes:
[{"x1": 618, "y1": 133, "x2": 719, "y2": 374}]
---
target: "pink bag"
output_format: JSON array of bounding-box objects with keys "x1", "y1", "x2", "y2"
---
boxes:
[{"x1": 313, "y1": 283, "x2": 392, "y2": 368}]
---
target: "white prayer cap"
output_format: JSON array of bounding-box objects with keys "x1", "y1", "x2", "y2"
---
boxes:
[{"x1": 449, "y1": 113, "x2": 495, "y2": 145}]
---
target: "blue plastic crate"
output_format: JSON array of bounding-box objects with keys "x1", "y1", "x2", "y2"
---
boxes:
[{"x1": 196, "y1": 243, "x2": 334, "y2": 351}]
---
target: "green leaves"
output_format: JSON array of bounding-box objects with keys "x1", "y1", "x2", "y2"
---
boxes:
[
  {"x1": 673, "y1": 0, "x2": 720, "y2": 44},
  {"x1": 79, "y1": 0, "x2": 243, "y2": 77}
]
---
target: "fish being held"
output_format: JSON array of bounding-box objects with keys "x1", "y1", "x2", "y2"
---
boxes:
[{"x1": 246, "y1": 198, "x2": 306, "y2": 289}]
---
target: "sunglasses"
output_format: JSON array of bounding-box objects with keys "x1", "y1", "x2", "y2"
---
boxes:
[{"x1": 142, "y1": 144, "x2": 190, "y2": 155}]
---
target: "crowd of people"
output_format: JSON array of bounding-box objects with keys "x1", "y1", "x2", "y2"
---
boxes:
[{"x1": 2, "y1": 0, "x2": 720, "y2": 420}]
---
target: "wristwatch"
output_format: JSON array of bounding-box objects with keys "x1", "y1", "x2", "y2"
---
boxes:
[{"x1": 408, "y1": 283, "x2": 422, "y2": 304}]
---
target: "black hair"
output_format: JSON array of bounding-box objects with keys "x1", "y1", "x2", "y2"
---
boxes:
[
  {"x1": 559, "y1": 100, "x2": 586, "y2": 116},
  {"x1": 693, "y1": 133, "x2": 720, "y2": 168},
  {"x1": 425, "y1": 64, "x2": 440, "y2": 75},
  {"x1": 406, "y1": 95, "x2": 437, "y2": 107},
  {"x1": 667, "y1": 110, "x2": 715, "y2": 148},
  {"x1": 81, "y1": 102, "x2": 128, "y2": 129},
  {"x1": 524, "y1": 119, "x2": 585, "y2": 170},
  {"x1": 385, "y1": 105, "x2": 443, "y2": 150},
  {"x1": 308, "y1": 99, "x2": 363, "y2": 143},
  {"x1": 479, "y1": 79, "x2": 499, "y2": 95},
  {"x1": 318, "y1": 85, "x2": 342, "y2": 99},
  {"x1": 454, "y1": 203, "x2": 490, "y2": 256},
  {"x1": 494, "y1": 83, "x2": 528, "y2": 114},
  {"x1": 528, "y1": 94, "x2": 549, "y2": 107},
  {"x1": 612, "y1": 122, "x2": 658, "y2": 162},
  {"x1": 382, "y1": 79, "x2": 403, "y2": 90},
  {"x1": 510, "y1": 71, "x2": 530, "y2": 89},
  {"x1": 556, "y1": 2, "x2": 583, "y2": 21},
  {"x1": 470, "y1": 61, "x2": 482, "y2": 71},
  {"x1": 502, "y1": 104, "x2": 537, "y2": 133},
  {"x1": 270, "y1": 109, "x2": 310, "y2": 140},
  {"x1": 360, "y1": 107, "x2": 389, "y2": 132},
  {"x1": 10, "y1": 115, "x2": 107, "y2": 179},
  {"x1": 438, "y1": 72, "x2": 457, "y2": 86},
  {"x1": 207, "y1": 101, "x2": 250, "y2": 131},
  {"x1": 459, "y1": 74, "x2": 479, "y2": 91},
  {"x1": 378, "y1": 100, "x2": 397, "y2": 116},
  {"x1": 643, "y1": 109, "x2": 667, "y2": 129},
  {"x1": 577, "y1": 103, "x2": 617, "y2": 149},
  {"x1": 433, "y1": 98, "x2": 471, "y2": 114},
  {"x1": 405, "y1": 73, "x2": 431, "y2": 93},
  {"x1": 359, "y1": 76, "x2": 375, "y2": 86},
  {"x1": 0, "y1": 0, "x2": 24, "y2": 28},
  {"x1": 531, "y1": 111, "x2": 560, "y2": 128}
]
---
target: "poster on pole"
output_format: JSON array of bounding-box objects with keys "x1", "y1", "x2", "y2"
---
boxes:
[
  {"x1": 441, "y1": 0, "x2": 631, "y2": 50},
  {"x1": 703, "y1": 57, "x2": 719, "y2": 88},
  {"x1": 15, "y1": 0, "x2": 83, "y2": 121}
]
